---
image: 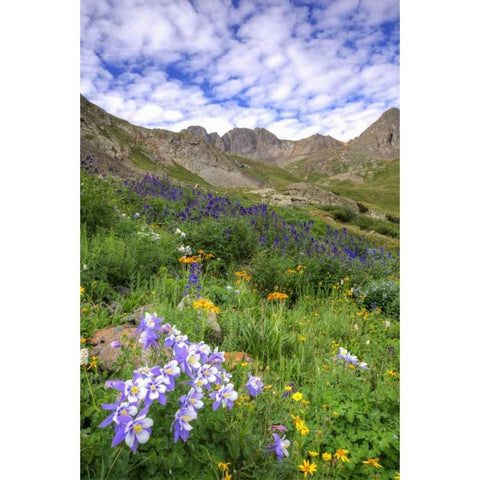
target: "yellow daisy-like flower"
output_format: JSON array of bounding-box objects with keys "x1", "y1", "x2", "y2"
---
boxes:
[
  {"x1": 292, "y1": 392, "x2": 303, "y2": 402},
  {"x1": 193, "y1": 298, "x2": 221, "y2": 314},
  {"x1": 284, "y1": 385, "x2": 293, "y2": 392},
  {"x1": 334, "y1": 449, "x2": 350, "y2": 463},
  {"x1": 224, "y1": 472, "x2": 232, "y2": 480},
  {"x1": 308, "y1": 451, "x2": 319, "y2": 457},
  {"x1": 80, "y1": 286, "x2": 85, "y2": 295},
  {"x1": 362, "y1": 458, "x2": 383, "y2": 468},
  {"x1": 292, "y1": 415, "x2": 303, "y2": 426},
  {"x1": 267, "y1": 292, "x2": 288, "y2": 300},
  {"x1": 299, "y1": 425, "x2": 310, "y2": 436},
  {"x1": 298, "y1": 336, "x2": 306, "y2": 342},
  {"x1": 322, "y1": 453, "x2": 332, "y2": 461},
  {"x1": 298, "y1": 459, "x2": 317, "y2": 477},
  {"x1": 217, "y1": 462, "x2": 231, "y2": 472}
]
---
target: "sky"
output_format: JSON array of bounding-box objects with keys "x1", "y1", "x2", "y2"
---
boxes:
[{"x1": 80, "y1": 0, "x2": 399, "y2": 142}]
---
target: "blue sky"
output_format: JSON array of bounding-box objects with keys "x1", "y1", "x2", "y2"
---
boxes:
[{"x1": 81, "y1": 0, "x2": 399, "y2": 141}]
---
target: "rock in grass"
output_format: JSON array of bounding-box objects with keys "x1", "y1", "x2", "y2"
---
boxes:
[{"x1": 205, "y1": 311, "x2": 222, "y2": 345}]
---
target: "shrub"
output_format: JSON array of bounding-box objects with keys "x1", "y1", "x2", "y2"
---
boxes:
[{"x1": 355, "y1": 278, "x2": 400, "y2": 320}]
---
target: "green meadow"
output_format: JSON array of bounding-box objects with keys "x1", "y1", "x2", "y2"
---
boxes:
[{"x1": 80, "y1": 162, "x2": 399, "y2": 479}]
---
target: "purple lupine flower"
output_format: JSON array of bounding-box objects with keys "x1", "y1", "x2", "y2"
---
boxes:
[
  {"x1": 246, "y1": 373, "x2": 264, "y2": 397},
  {"x1": 171, "y1": 405, "x2": 198, "y2": 443},
  {"x1": 123, "y1": 409, "x2": 154, "y2": 452},
  {"x1": 265, "y1": 434, "x2": 290, "y2": 462},
  {"x1": 110, "y1": 341, "x2": 123, "y2": 349},
  {"x1": 210, "y1": 383, "x2": 238, "y2": 411}
]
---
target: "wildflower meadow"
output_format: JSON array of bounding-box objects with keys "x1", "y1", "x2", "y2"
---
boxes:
[{"x1": 81, "y1": 158, "x2": 400, "y2": 479}]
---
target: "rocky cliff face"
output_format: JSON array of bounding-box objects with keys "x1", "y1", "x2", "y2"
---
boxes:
[
  {"x1": 81, "y1": 95, "x2": 261, "y2": 188},
  {"x1": 348, "y1": 108, "x2": 399, "y2": 159},
  {"x1": 181, "y1": 125, "x2": 342, "y2": 167},
  {"x1": 181, "y1": 110, "x2": 397, "y2": 167}
]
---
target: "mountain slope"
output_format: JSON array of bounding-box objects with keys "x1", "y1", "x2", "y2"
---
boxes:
[
  {"x1": 81, "y1": 95, "x2": 262, "y2": 188},
  {"x1": 348, "y1": 108, "x2": 399, "y2": 159}
]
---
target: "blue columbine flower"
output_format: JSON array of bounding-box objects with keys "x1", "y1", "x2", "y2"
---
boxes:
[
  {"x1": 143, "y1": 376, "x2": 167, "y2": 407},
  {"x1": 265, "y1": 433, "x2": 290, "y2": 462},
  {"x1": 122, "y1": 409, "x2": 154, "y2": 452},
  {"x1": 210, "y1": 383, "x2": 238, "y2": 411},
  {"x1": 99, "y1": 402, "x2": 138, "y2": 429},
  {"x1": 246, "y1": 373, "x2": 264, "y2": 397},
  {"x1": 171, "y1": 405, "x2": 198, "y2": 443}
]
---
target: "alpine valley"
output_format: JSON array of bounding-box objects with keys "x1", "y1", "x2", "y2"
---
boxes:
[{"x1": 81, "y1": 94, "x2": 399, "y2": 240}]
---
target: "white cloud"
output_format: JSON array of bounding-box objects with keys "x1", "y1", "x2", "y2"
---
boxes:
[{"x1": 81, "y1": 0, "x2": 399, "y2": 143}]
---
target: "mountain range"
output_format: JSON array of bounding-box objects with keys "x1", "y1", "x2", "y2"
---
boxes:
[{"x1": 80, "y1": 94, "x2": 399, "y2": 216}]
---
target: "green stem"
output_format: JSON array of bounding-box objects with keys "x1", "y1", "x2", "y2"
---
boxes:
[
  {"x1": 83, "y1": 367, "x2": 99, "y2": 411},
  {"x1": 105, "y1": 446, "x2": 123, "y2": 480}
]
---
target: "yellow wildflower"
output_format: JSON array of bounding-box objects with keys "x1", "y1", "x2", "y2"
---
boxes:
[
  {"x1": 267, "y1": 292, "x2": 288, "y2": 301},
  {"x1": 217, "y1": 462, "x2": 231, "y2": 472},
  {"x1": 80, "y1": 286, "x2": 85, "y2": 295},
  {"x1": 193, "y1": 298, "x2": 221, "y2": 314},
  {"x1": 362, "y1": 458, "x2": 383, "y2": 468},
  {"x1": 308, "y1": 451, "x2": 319, "y2": 457},
  {"x1": 224, "y1": 472, "x2": 232, "y2": 480},
  {"x1": 299, "y1": 424, "x2": 310, "y2": 435},
  {"x1": 298, "y1": 459, "x2": 317, "y2": 477},
  {"x1": 322, "y1": 453, "x2": 332, "y2": 461},
  {"x1": 298, "y1": 336, "x2": 306, "y2": 342},
  {"x1": 292, "y1": 392, "x2": 303, "y2": 402},
  {"x1": 334, "y1": 448, "x2": 350, "y2": 463}
]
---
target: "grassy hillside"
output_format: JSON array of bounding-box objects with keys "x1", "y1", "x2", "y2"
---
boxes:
[
  {"x1": 226, "y1": 154, "x2": 303, "y2": 188},
  {"x1": 318, "y1": 159, "x2": 400, "y2": 216}
]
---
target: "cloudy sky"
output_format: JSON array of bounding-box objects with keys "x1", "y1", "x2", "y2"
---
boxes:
[{"x1": 81, "y1": 0, "x2": 399, "y2": 142}]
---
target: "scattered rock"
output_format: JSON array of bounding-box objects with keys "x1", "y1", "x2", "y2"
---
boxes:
[
  {"x1": 126, "y1": 304, "x2": 156, "y2": 325},
  {"x1": 113, "y1": 286, "x2": 130, "y2": 296},
  {"x1": 86, "y1": 324, "x2": 172, "y2": 372},
  {"x1": 224, "y1": 351, "x2": 254, "y2": 368},
  {"x1": 205, "y1": 312, "x2": 222, "y2": 345}
]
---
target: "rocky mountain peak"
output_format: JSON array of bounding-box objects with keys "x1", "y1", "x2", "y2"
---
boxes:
[{"x1": 349, "y1": 108, "x2": 399, "y2": 158}]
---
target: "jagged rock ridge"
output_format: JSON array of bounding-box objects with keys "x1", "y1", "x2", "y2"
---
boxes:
[{"x1": 181, "y1": 125, "x2": 342, "y2": 167}]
